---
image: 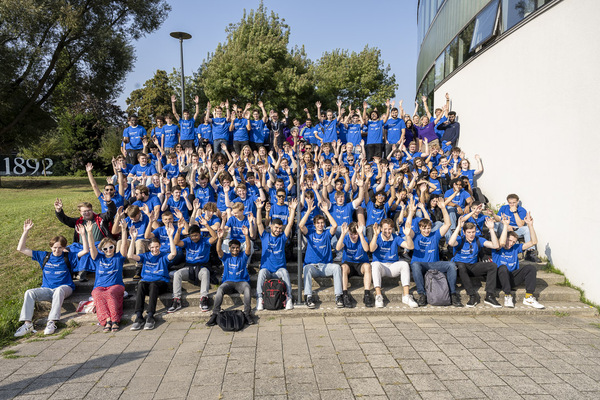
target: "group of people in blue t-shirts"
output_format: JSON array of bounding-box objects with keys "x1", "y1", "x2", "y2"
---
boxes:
[{"x1": 13, "y1": 93, "x2": 545, "y2": 337}]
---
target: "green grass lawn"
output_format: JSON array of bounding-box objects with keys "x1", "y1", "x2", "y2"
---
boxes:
[{"x1": 0, "y1": 176, "x2": 99, "y2": 347}]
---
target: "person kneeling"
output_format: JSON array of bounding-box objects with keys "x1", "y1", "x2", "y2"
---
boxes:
[
  {"x1": 15, "y1": 220, "x2": 89, "y2": 337},
  {"x1": 206, "y1": 227, "x2": 254, "y2": 326},
  {"x1": 494, "y1": 213, "x2": 543, "y2": 308}
]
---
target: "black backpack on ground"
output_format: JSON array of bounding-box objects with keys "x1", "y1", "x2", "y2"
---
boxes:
[
  {"x1": 425, "y1": 269, "x2": 451, "y2": 306},
  {"x1": 217, "y1": 310, "x2": 246, "y2": 332},
  {"x1": 262, "y1": 279, "x2": 286, "y2": 310}
]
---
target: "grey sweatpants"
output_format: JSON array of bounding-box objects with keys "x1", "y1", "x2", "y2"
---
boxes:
[
  {"x1": 172, "y1": 267, "x2": 210, "y2": 299},
  {"x1": 212, "y1": 281, "x2": 251, "y2": 315},
  {"x1": 20, "y1": 285, "x2": 73, "y2": 322}
]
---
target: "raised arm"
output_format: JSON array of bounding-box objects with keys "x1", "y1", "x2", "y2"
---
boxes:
[
  {"x1": 522, "y1": 213, "x2": 538, "y2": 251},
  {"x1": 422, "y1": 96, "x2": 432, "y2": 119},
  {"x1": 171, "y1": 94, "x2": 180, "y2": 121},
  {"x1": 86, "y1": 163, "x2": 102, "y2": 198},
  {"x1": 381, "y1": 99, "x2": 391, "y2": 123},
  {"x1": 255, "y1": 199, "x2": 265, "y2": 236},
  {"x1": 85, "y1": 221, "x2": 98, "y2": 260},
  {"x1": 482, "y1": 217, "x2": 500, "y2": 249},
  {"x1": 216, "y1": 228, "x2": 225, "y2": 258},
  {"x1": 335, "y1": 223, "x2": 348, "y2": 252},
  {"x1": 474, "y1": 154, "x2": 484, "y2": 175},
  {"x1": 16, "y1": 219, "x2": 34, "y2": 257},
  {"x1": 127, "y1": 227, "x2": 141, "y2": 262},
  {"x1": 369, "y1": 223, "x2": 380, "y2": 252}
]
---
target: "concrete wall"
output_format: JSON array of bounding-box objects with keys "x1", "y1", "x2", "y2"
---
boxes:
[{"x1": 435, "y1": 0, "x2": 600, "y2": 303}]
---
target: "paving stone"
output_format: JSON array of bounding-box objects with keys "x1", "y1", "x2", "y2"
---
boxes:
[
  {"x1": 407, "y1": 373, "x2": 446, "y2": 392},
  {"x1": 347, "y1": 377, "x2": 386, "y2": 396},
  {"x1": 442, "y1": 379, "x2": 487, "y2": 399},
  {"x1": 341, "y1": 362, "x2": 375, "y2": 379}
]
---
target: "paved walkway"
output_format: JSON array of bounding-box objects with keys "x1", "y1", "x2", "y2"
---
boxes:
[{"x1": 1, "y1": 315, "x2": 600, "y2": 399}]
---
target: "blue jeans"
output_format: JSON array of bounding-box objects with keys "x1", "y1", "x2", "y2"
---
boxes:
[
  {"x1": 256, "y1": 268, "x2": 292, "y2": 298},
  {"x1": 411, "y1": 261, "x2": 457, "y2": 295},
  {"x1": 213, "y1": 139, "x2": 228, "y2": 154},
  {"x1": 303, "y1": 263, "x2": 343, "y2": 296}
]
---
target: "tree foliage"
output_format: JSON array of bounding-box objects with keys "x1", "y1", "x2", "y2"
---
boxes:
[
  {"x1": 126, "y1": 69, "x2": 173, "y2": 128},
  {"x1": 0, "y1": 0, "x2": 171, "y2": 152}
]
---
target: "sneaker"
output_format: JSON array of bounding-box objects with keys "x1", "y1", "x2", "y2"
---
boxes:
[
  {"x1": 143, "y1": 317, "x2": 156, "y2": 330},
  {"x1": 526, "y1": 251, "x2": 542, "y2": 263},
  {"x1": 130, "y1": 318, "x2": 144, "y2": 331},
  {"x1": 200, "y1": 296, "x2": 209, "y2": 312},
  {"x1": 306, "y1": 296, "x2": 316, "y2": 309},
  {"x1": 466, "y1": 294, "x2": 480, "y2": 308},
  {"x1": 285, "y1": 296, "x2": 294, "y2": 310},
  {"x1": 451, "y1": 293, "x2": 463, "y2": 307},
  {"x1": 375, "y1": 294, "x2": 384, "y2": 308},
  {"x1": 132, "y1": 266, "x2": 142, "y2": 280},
  {"x1": 484, "y1": 295, "x2": 502, "y2": 308},
  {"x1": 504, "y1": 295, "x2": 514, "y2": 308},
  {"x1": 256, "y1": 297, "x2": 264, "y2": 311},
  {"x1": 416, "y1": 294, "x2": 428, "y2": 307},
  {"x1": 44, "y1": 320, "x2": 57, "y2": 335},
  {"x1": 342, "y1": 293, "x2": 353, "y2": 308},
  {"x1": 402, "y1": 294, "x2": 418, "y2": 308},
  {"x1": 244, "y1": 313, "x2": 255, "y2": 325},
  {"x1": 206, "y1": 314, "x2": 218, "y2": 327},
  {"x1": 523, "y1": 296, "x2": 545, "y2": 309},
  {"x1": 14, "y1": 322, "x2": 36, "y2": 337},
  {"x1": 168, "y1": 298, "x2": 182, "y2": 313},
  {"x1": 363, "y1": 292, "x2": 374, "y2": 308},
  {"x1": 335, "y1": 295, "x2": 345, "y2": 308}
]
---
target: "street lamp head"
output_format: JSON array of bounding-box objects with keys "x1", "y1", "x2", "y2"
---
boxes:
[{"x1": 170, "y1": 31, "x2": 192, "y2": 40}]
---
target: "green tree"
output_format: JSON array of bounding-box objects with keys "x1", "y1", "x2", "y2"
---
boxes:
[
  {"x1": 312, "y1": 46, "x2": 397, "y2": 112},
  {"x1": 0, "y1": 0, "x2": 171, "y2": 152},
  {"x1": 126, "y1": 69, "x2": 173, "y2": 128},
  {"x1": 199, "y1": 1, "x2": 313, "y2": 116},
  {"x1": 18, "y1": 132, "x2": 62, "y2": 176}
]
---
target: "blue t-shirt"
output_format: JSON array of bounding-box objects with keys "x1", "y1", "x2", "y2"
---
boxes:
[
  {"x1": 342, "y1": 235, "x2": 369, "y2": 263},
  {"x1": 260, "y1": 232, "x2": 287, "y2": 273},
  {"x1": 321, "y1": 119, "x2": 338, "y2": 143},
  {"x1": 152, "y1": 226, "x2": 172, "y2": 252},
  {"x1": 411, "y1": 230, "x2": 442, "y2": 263},
  {"x1": 304, "y1": 229, "x2": 333, "y2": 265},
  {"x1": 166, "y1": 196, "x2": 190, "y2": 222},
  {"x1": 270, "y1": 204, "x2": 290, "y2": 226},
  {"x1": 460, "y1": 169, "x2": 475, "y2": 187},
  {"x1": 196, "y1": 123, "x2": 212, "y2": 143},
  {"x1": 226, "y1": 216, "x2": 250, "y2": 241},
  {"x1": 492, "y1": 243, "x2": 523, "y2": 272},
  {"x1": 221, "y1": 252, "x2": 250, "y2": 282},
  {"x1": 232, "y1": 118, "x2": 249, "y2": 141},
  {"x1": 91, "y1": 254, "x2": 125, "y2": 289},
  {"x1": 98, "y1": 194, "x2": 124, "y2": 213},
  {"x1": 372, "y1": 234, "x2": 404, "y2": 263},
  {"x1": 250, "y1": 119, "x2": 266, "y2": 143},
  {"x1": 384, "y1": 118, "x2": 406, "y2": 144},
  {"x1": 366, "y1": 202, "x2": 389, "y2": 226},
  {"x1": 452, "y1": 235, "x2": 487, "y2": 264},
  {"x1": 497, "y1": 205, "x2": 527, "y2": 228},
  {"x1": 233, "y1": 195, "x2": 258, "y2": 216},
  {"x1": 346, "y1": 124, "x2": 362, "y2": 146},
  {"x1": 123, "y1": 125, "x2": 147, "y2": 150},
  {"x1": 179, "y1": 117, "x2": 195, "y2": 141},
  {"x1": 151, "y1": 126, "x2": 165, "y2": 144},
  {"x1": 444, "y1": 188, "x2": 471, "y2": 208},
  {"x1": 133, "y1": 194, "x2": 161, "y2": 214},
  {"x1": 138, "y1": 252, "x2": 171, "y2": 282},
  {"x1": 163, "y1": 162, "x2": 179, "y2": 179},
  {"x1": 211, "y1": 117, "x2": 229, "y2": 141},
  {"x1": 32, "y1": 251, "x2": 77, "y2": 290},
  {"x1": 197, "y1": 214, "x2": 221, "y2": 238},
  {"x1": 125, "y1": 214, "x2": 150, "y2": 241},
  {"x1": 366, "y1": 120, "x2": 384, "y2": 144},
  {"x1": 302, "y1": 126, "x2": 319, "y2": 145},
  {"x1": 330, "y1": 202, "x2": 354, "y2": 226},
  {"x1": 163, "y1": 124, "x2": 179, "y2": 148},
  {"x1": 182, "y1": 236, "x2": 211, "y2": 264},
  {"x1": 216, "y1": 186, "x2": 236, "y2": 212},
  {"x1": 130, "y1": 164, "x2": 157, "y2": 177}
]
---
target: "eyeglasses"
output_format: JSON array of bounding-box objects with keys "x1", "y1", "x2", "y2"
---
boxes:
[
  {"x1": 102, "y1": 245, "x2": 115, "y2": 252},
  {"x1": 277, "y1": 195, "x2": 285, "y2": 198}
]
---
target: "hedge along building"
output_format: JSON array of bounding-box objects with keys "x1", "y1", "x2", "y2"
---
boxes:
[{"x1": 416, "y1": 0, "x2": 600, "y2": 303}]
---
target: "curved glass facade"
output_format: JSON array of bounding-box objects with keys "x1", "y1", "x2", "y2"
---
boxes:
[{"x1": 416, "y1": 0, "x2": 556, "y2": 108}]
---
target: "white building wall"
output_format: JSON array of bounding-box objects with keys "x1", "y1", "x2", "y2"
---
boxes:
[{"x1": 435, "y1": 0, "x2": 600, "y2": 303}]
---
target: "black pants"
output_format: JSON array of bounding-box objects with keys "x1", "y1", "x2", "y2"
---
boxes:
[
  {"x1": 134, "y1": 280, "x2": 168, "y2": 318},
  {"x1": 212, "y1": 281, "x2": 251, "y2": 315},
  {"x1": 497, "y1": 264, "x2": 536, "y2": 294},
  {"x1": 456, "y1": 261, "x2": 497, "y2": 296},
  {"x1": 180, "y1": 139, "x2": 195, "y2": 149},
  {"x1": 233, "y1": 140, "x2": 249, "y2": 156},
  {"x1": 365, "y1": 143, "x2": 382, "y2": 162},
  {"x1": 384, "y1": 143, "x2": 396, "y2": 158},
  {"x1": 126, "y1": 149, "x2": 142, "y2": 165}
]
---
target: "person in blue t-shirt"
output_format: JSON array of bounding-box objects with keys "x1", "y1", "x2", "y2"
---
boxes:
[
  {"x1": 492, "y1": 193, "x2": 541, "y2": 263},
  {"x1": 85, "y1": 220, "x2": 127, "y2": 332},
  {"x1": 448, "y1": 216, "x2": 501, "y2": 308},
  {"x1": 384, "y1": 102, "x2": 407, "y2": 157},
  {"x1": 150, "y1": 115, "x2": 166, "y2": 149},
  {"x1": 409, "y1": 200, "x2": 463, "y2": 307},
  {"x1": 335, "y1": 222, "x2": 374, "y2": 308},
  {"x1": 206, "y1": 100, "x2": 231, "y2": 154},
  {"x1": 205, "y1": 225, "x2": 255, "y2": 326},
  {"x1": 15, "y1": 221, "x2": 89, "y2": 337},
  {"x1": 229, "y1": 103, "x2": 252, "y2": 155},
  {"x1": 171, "y1": 94, "x2": 200, "y2": 149},
  {"x1": 494, "y1": 213, "x2": 544, "y2": 309},
  {"x1": 85, "y1": 163, "x2": 125, "y2": 213},
  {"x1": 161, "y1": 185, "x2": 192, "y2": 223},
  {"x1": 162, "y1": 114, "x2": 180, "y2": 153},
  {"x1": 444, "y1": 178, "x2": 473, "y2": 232},
  {"x1": 363, "y1": 99, "x2": 391, "y2": 161},
  {"x1": 223, "y1": 203, "x2": 256, "y2": 262},
  {"x1": 300, "y1": 201, "x2": 344, "y2": 309},
  {"x1": 122, "y1": 115, "x2": 147, "y2": 164},
  {"x1": 255, "y1": 199, "x2": 298, "y2": 310},
  {"x1": 128, "y1": 224, "x2": 177, "y2": 331}
]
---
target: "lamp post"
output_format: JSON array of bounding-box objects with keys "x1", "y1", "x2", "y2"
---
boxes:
[{"x1": 170, "y1": 31, "x2": 192, "y2": 115}]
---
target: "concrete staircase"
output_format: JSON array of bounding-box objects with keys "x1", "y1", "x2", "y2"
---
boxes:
[{"x1": 45, "y1": 249, "x2": 598, "y2": 324}]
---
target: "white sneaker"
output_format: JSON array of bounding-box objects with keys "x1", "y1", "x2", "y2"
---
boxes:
[
  {"x1": 504, "y1": 295, "x2": 514, "y2": 308},
  {"x1": 523, "y1": 296, "x2": 545, "y2": 309},
  {"x1": 402, "y1": 294, "x2": 419, "y2": 308},
  {"x1": 256, "y1": 297, "x2": 264, "y2": 311},
  {"x1": 14, "y1": 322, "x2": 36, "y2": 337},
  {"x1": 375, "y1": 294, "x2": 384, "y2": 308},
  {"x1": 285, "y1": 297, "x2": 294, "y2": 310},
  {"x1": 44, "y1": 320, "x2": 57, "y2": 335}
]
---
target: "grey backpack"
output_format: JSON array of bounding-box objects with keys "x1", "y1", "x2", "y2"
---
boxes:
[{"x1": 424, "y1": 269, "x2": 451, "y2": 306}]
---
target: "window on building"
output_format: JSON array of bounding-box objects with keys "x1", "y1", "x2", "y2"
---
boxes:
[
  {"x1": 502, "y1": 0, "x2": 536, "y2": 32},
  {"x1": 444, "y1": 38, "x2": 458, "y2": 77},
  {"x1": 434, "y1": 52, "x2": 445, "y2": 86},
  {"x1": 470, "y1": 0, "x2": 500, "y2": 52},
  {"x1": 458, "y1": 20, "x2": 476, "y2": 66}
]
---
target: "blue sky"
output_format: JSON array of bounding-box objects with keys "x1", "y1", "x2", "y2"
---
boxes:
[{"x1": 118, "y1": 0, "x2": 418, "y2": 113}]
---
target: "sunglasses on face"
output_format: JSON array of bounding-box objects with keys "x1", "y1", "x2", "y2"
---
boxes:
[
  {"x1": 277, "y1": 195, "x2": 285, "y2": 198},
  {"x1": 102, "y1": 245, "x2": 115, "y2": 252}
]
